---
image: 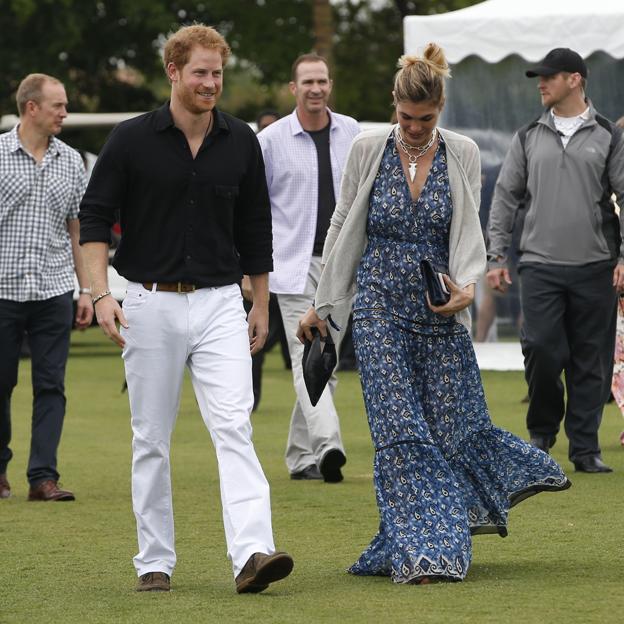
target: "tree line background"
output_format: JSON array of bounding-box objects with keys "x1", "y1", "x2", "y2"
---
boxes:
[{"x1": 1, "y1": 0, "x2": 479, "y2": 151}]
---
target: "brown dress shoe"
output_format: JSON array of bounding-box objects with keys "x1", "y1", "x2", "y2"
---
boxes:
[
  {"x1": 0, "y1": 473, "x2": 10, "y2": 499},
  {"x1": 136, "y1": 572, "x2": 170, "y2": 592},
  {"x1": 235, "y1": 551, "x2": 294, "y2": 594},
  {"x1": 28, "y1": 480, "x2": 75, "y2": 501}
]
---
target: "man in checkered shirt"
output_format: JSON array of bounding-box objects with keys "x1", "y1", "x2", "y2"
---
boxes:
[{"x1": 0, "y1": 73, "x2": 93, "y2": 502}]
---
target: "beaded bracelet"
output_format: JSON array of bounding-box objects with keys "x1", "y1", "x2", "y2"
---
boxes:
[{"x1": 92, "y1": 290, "x2": 112, "y2": 305}]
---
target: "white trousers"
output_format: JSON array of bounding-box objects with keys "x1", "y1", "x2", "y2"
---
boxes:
[
  {"x1": 276, "y1": 257, "x2": 350, "y2": 474},
  {"x1": 121, "y1": 282, "x2": 275, "y2": 578}
]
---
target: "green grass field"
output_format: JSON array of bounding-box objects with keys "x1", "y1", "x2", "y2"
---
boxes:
[{"x1": 2, "y1": 328, "x2": 624, "y2": 624}]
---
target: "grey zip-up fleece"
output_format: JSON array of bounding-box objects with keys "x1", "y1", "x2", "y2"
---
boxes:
[
  {"x1": 487, "y1": 105, "x2": 624, "y2": 268},
  {"x1": 315, "y1": 125, "x2": 486, "y2": 331}
]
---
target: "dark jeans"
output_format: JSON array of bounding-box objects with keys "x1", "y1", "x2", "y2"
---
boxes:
[
  {"x1": 244, "y1": 294, "x2": 291, "y2": 411},
  {"x1": 519, "y1": 262, "x2": 617, "y2": 462},
  {"x1": 0, "y1": 292, "x2": 73, "y2": 486}
]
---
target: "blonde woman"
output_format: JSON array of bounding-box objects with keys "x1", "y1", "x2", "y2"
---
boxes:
[{"x1": 298, "y1": 44, "x2": 571, "y2": 584}]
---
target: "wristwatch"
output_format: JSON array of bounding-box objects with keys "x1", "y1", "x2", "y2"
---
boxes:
[{"x1": 78, "y1": 287, "x2": 92, "y2": 295}]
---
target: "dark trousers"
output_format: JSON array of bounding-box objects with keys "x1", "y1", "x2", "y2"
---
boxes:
[
  {"x1": 244, "y1": 294, "x2": 291, "y2": 411},
  {"x1": 0, "y1": 292, "x2": 73, "y2": 485},
  {"x1": 519, "y1": 262, "x2": 617, "y2": 462}
]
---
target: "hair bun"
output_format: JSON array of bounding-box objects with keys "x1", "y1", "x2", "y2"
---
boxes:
[
  {"x1": 393, "y1": 43, "x2": 449, "y2": 106},
  {"x1": 397, "y1": 45, "x2": 450, "y2": 78},
  {"x1": 397, "y1": 55, "x2": 420, "y2": 70},
  {"x1": 423, "y1": 43, "x2": 450, "y2": 77}
]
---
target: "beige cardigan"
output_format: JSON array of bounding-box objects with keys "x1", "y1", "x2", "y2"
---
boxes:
[{"x1": 316, "y1": 125, "x2": 487, "y2": 330}]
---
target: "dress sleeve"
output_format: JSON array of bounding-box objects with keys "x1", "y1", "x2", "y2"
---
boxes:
[{"x1": 321, "y1": 139, "x2": 362, "y2": 264}]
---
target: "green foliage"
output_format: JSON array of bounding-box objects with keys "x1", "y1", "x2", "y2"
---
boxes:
[
  {"x1": 394, "y1": 0, "x2": 484, "y2": 16},
  {"x1": 0, "y1": 0, "x2": 483, "y2": 126},
  {"x1": 331, "y1": 0, "x2": 485, "y2": 120},
  {"x1": 2, "y1": 330, "x2": 624, "y2": 623},
  {"x1": 332, "y1": 2, "x2": 404, "y2": 121},
  {"x1": 1, "y1": 0, "x2": 170, "y2": 114}
]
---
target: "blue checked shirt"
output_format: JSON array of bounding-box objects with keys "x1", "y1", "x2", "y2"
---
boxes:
[{"x1": 0, "y1": 126, "x2": 86, "y2": 301}]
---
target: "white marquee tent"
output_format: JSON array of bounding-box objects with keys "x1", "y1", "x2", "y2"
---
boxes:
[
  {"x1": 404, "y1": 0, "x2": 624, "y2": 63},
  {"x1": 402, "y1": 0, "x2": 624, "y2": 156}
]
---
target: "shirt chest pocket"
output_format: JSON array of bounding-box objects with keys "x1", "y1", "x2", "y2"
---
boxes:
[
  {"x1": 46, "y1": 174, "x2": 73, "y2": 213},
  {"x1": 0, "y1": 173, "x2": 31, "y2": 209},
  {"x1": 211, "y1": 185, "x2": 239, "y2": 225},
  {"x1": 214, "y1": 185, "x2": 239, "y2": 202}
]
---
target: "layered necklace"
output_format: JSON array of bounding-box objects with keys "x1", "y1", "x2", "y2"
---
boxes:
[{"x1": 394, "y1": 125, "x2": 438, "y2": 182}]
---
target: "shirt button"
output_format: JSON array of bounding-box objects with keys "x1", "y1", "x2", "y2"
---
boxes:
[
  {"x1": 186, "y1": 255, "x2": 192, "y2": 260},
  {"x1": 191, "y1": 171, "x2": 197, "y2": 176},
  {"x1": 190, "y1": 199, "x2": 195, "y2": 205}
]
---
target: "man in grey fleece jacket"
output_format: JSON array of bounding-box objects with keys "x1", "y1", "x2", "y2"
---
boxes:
[{"x1": 487, "y1": 48, "x2": 624, "y2": 474}]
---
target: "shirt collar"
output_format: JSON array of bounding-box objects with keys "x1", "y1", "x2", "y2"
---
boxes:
[
  {"x1": 47, "y1": 135, "x2": 62, "y2": 157},
  {"x1": 289, "y1": 108, "x2": 335, "y2": 136},
  {"x1": 154, "y1": 102, "x2": 175, "y2": 132},
  {"x1": 6, "y1": 126, "x2": 21, "y2": 153},
  {"x1": 542, "y1": 98, "x2": 596, "y2": 128},
  {"x1": 550, "y1": 106, "x2": 590, "y2": 122},
  {"x1": 154, "y1": 101, "x2": 230, "y2": 135},
  {"x1": 213, "y1": 107, "x2": 229, "y2": 134},
  {"x1": 8, "y1": 124, "x2": 61, "y2": 157}
]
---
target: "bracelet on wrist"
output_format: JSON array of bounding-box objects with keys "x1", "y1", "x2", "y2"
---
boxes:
[
  {"x1": 78, "y1": 287, "x2": 92, "y2": 295},
  {"x1": 92, "y1": 290, "x2": 112, "y2": 305}
]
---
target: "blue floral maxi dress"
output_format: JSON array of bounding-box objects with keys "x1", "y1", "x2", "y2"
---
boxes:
[{"x1": 349, "y1": 136, "x2": 570, "y2": 584}]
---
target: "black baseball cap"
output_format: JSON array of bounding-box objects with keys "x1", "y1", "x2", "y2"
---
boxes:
[{"x1": 525, "y1": 48, "x2": 587, "y2": 78}]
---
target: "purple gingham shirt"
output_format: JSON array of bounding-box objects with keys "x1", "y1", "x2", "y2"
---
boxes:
[{"x1": 258, "y1": 109, "x2": 360, "y2": 294}]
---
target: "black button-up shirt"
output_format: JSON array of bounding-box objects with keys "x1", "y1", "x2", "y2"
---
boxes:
[{"x1": 79, "y1": 103, "x2": 272, "y2": 285}]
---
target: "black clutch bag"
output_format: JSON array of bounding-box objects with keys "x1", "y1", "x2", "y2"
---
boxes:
[
  {"x1": 420, "y1": 259, "x2": 451, "y2": 306},
  {"x1": 302, "y1": 328, "x2": 337, "y2": 407}
]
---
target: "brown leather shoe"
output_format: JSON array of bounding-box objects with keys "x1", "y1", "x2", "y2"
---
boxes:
[
  {"x1": 27, "y1": 480, "x2": 75, "y2": 501},
  {"x1": 0, "y1": 473, "x2": 10, "y2": 499},
  {"x1": 136, "y1": 572, "x2": 170, "y2": 592},
  {"x1": 235, "y1": 551, "x2": 294, "y2": 594}
]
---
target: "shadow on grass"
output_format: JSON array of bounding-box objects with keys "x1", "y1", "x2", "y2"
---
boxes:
[
  {"x1": 69, "y1": 336, "x2": 120, "y2": 358},
  {"x1": 69, "y1": 351, "x2": 122, "y2": 358},
  {"x1": 70, "y1": 340, "x2": 113, "y2": 347},
  {"x1": 468, "y1": 557, "x2": 586, "y2": 584}
]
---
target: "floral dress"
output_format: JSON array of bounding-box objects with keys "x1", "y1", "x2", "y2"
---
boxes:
[{"x1": 349, "y1": 135, "x2": 570, "y2": 584}]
